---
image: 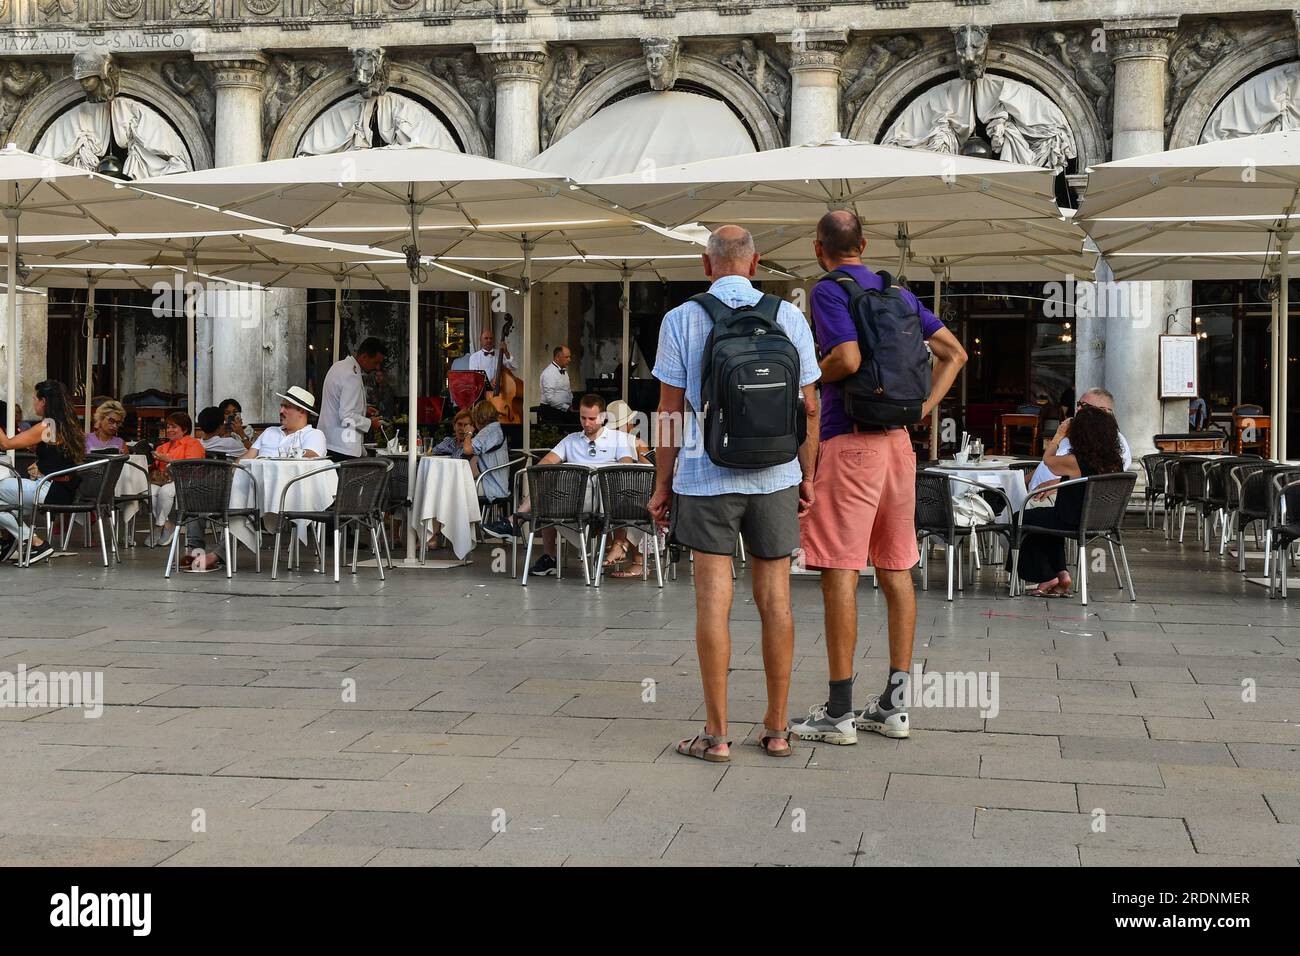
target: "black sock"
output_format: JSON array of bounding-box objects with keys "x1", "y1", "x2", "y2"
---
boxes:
[
  {"x1": 827, "y1": 678, "x2": 854, "y2": 719},
  {"x1": 880, "y1": 668, "x2": 909, "y2": 712}
]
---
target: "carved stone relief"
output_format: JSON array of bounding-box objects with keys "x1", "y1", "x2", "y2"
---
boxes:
[
  {"x1": 720, "y1": 38, "x2": 789, "y2": 133},
  {"x1": 160, "y1": 58, "x2": 215, "y2": 135},
  {"x1": 432, "y1": 51, "x2": 493, "y2": 141},
  {"x1": 1033, "y1": 28, "x2": 1113, "y2": 138},
  {"x1": 263, "y1": 54, "x2": 328, "y2": 144},
  {"x1": 840, "y1": 34, "x2": 921, "y2": 133},
  {"x1": 1166, "y1": 19, "x2": 1237, "y2": 127},
  {"x1": 0, "y1": 60, "x2": 50, "y2": 141},
  {"x1": 540, "y1": 45, "x2": 609, "y2": 149},
  {"x1": 642, "y1": 36, "x2": 679, "y2": 91},
  {"x1": 952, "y1": 24, "x2": 990, "y2": 80}
]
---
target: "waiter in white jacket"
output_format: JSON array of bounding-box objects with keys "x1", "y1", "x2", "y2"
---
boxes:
[{"x1": 320, "y1": 337, "x2": 387, "y2": 461}]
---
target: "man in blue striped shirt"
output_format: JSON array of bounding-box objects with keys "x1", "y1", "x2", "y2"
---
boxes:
[{"x1": 649, "y1": 225, "x2": 820, "y2": 762}]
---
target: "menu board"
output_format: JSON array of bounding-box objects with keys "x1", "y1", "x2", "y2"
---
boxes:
[{"x1": 1159, "y1": 335, "x2": 1199, "y2": 398}]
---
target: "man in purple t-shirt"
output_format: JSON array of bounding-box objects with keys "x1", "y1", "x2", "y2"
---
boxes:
[{"x1": 792, "y1": 210, "x2": 967, "y2": 747}]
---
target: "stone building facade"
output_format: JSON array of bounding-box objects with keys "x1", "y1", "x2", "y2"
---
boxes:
[{"x1": 0, "y1": 2, "x2": 1296, "y2": 445}]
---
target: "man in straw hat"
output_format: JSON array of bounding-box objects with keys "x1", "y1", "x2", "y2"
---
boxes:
[{"x1": 240, "y1": 387, "x2": 327, "y2": 461}]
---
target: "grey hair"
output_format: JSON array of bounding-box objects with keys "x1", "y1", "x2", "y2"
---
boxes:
[
  {"x1": 1082, "y1": 387, "x2": 1114, "y2": 404},
  {"x1": 705, "y1": 228, "x2": 755, "y2": 267}
]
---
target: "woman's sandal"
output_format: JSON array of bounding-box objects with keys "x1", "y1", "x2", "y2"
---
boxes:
[
  {"x1": 602, "y1": 541, "x2": 630, "y2": 568},
  {"x1": 1026, "y1": 587, "x2": 1068, "y2": 598},
  {"x1": 610, "y1": 559, "x2": 646, "y2": 579},
  {"x1": 675, "y1": 732, "x2": 731, "y2": 762},
  {"x1": 756, "y1": 727, "x2": 794, "y2": 757}
]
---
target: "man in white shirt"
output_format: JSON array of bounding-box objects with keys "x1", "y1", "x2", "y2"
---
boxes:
[
  {"x1": 241, "y1": 387, "x2": 328, "y2": 460},
  {"x1": 539, "y1": 345, "x2": 574, "y2": 411},
  {"x1": 319, "y1": 337, "x2": 386, "y2": 461},
  {"x1": 528, "y1": 394, "x2": 638, "y2": 577},
  {"x1": 466, "y1": 325, "x2": 516, "y2": 390},
  {"x1": 1029, "y1": 387, "x2": 1132, "y2": 491}
]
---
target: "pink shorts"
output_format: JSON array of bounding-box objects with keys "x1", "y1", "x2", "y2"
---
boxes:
[{"x1": 799, "y1": 429, "x2": 920, "y2": 571}]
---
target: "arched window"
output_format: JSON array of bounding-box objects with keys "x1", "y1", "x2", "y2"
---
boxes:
[
  {"x1": 297, "y1": 89, "x2": 461, "y2": 157},
  {"x1": 34, "y1": 96, "x2": 192, "y2": 179}
]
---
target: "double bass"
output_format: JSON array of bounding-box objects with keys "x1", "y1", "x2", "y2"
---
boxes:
[{"x1": 487, "y1": 313, "x2": 524, "y2": 425}]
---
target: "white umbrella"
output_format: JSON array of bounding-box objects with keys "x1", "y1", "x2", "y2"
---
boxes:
[
  {"x1": 1081, "y1": 131, "x2": 1300, "y2": 459},
  {"x1": 136, "y1": 145, "x2": 637, "y2": 562},
  {"x1": 580, "y1": 136, "x2": 1064, "y2": 227},
  {"x1": 0, "y1": 146, "x2": 251, "y2": 459}
]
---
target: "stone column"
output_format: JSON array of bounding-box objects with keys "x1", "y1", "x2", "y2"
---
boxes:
[
  {"x1": 1100, "y1": 18, "x2": 1180, "y2": 460},
  {"x1": 479, "y1": 43, "x2": 547, "y2": 165},
  {"x1": 199, "y1": 56, "x2": 304, "y2": 421},
  {"x1": 779, "y1": 31, "x2": 847, "y2": 147}
]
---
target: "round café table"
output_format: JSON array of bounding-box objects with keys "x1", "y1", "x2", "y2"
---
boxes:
[
  {"x1": 228, "y1": 457, "x2": 338, "y2": 555},
  {"x1": 403, "y1": 454, "x2": 482, "y2": 560}
]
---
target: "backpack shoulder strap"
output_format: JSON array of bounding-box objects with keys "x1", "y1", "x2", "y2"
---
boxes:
[
  {"x1": 753, "y1": 293, "x2": 782, "y2": 323},
  {"x1": 689, "y1": 292, "x2": 734, "y2": 324}
]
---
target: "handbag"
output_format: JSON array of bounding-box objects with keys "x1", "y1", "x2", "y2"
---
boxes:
[{"x1": 952, "y1": 488, "x2": 998, "y2": 527}]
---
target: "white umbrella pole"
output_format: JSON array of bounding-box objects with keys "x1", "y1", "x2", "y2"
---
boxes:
[
  {"x1": 184, "y1": 252, "x2": 197, "y2": 431},
  {"x1": 522, "y1": 239, "x2": 534, "y2": 454},
  {"x1": 620, "y1": 265, "x2": 631, "y2": 404},
  {"x1": 405, "y1": 273, "x2": 419, "y2": 564},
  {"x1": 84, "y1": 277, "x2": 96, "y2": 433},
  {"x1": 1281, "y1": 231, "x2": 1292, "y2": 462},
  {"x1": 333, "y1": 277, "x2": 343, "y2": 361},
  {"x1": 1272, "y1": 274, "x2": 1280, "y2": 461},
  {"x1": 5, "y1": 208, "x2": 16, "y2": 462},
  {"x1": 930, "y1": 269, "x2": 942, "y2": 461}
]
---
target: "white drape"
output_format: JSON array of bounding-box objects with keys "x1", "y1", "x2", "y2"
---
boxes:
[
  {"x1": 976, "y1": 75, "x2": 1076, "y2": 173},
  {"x1": 34, "y1": 98, "x2": 191, "y2": 178},
  {"x1": 883, "y1": 76, "x2": 1076, "y2": 173},
  {"x1": 297, "y1": 92, "x2": 459, "y2": 157},
  {"x1": 883, "y1": 80, "x2": 973, "y2": 154},
  {"x1": 1201, "y1": 62, "x2": 1300, "y2": 142}
]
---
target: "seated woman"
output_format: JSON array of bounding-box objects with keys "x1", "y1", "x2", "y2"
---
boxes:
[
  {"x1": 0, "y1": 380, "x2": 87, "y2": 564},
  {"x1": 86, "y1": 400, "x2": 128, "y2": 453},
  {"x1": 467, "y1": 401, "x2": 514, "y2": 540},
  {"x1": 603, "y1": 399, "x2": 654, "y2": 579},
  {"x1": 1012, "y1": 404, "x2": 1125, "y2": 598},
  {"x1": 196, "y1": 406, "x2": 249, "y2": 458},
  {"x1": 148, "y1": 412, "x2": 206, "y2": 546},
  {"x1": 429, "y1": 410, "x2": 473, "y2": 458}
]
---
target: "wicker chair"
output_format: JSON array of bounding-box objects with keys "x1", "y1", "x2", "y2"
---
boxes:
[
  {"x1": 1139, "y1": 453, "x2": 1175, "y2": 530},
  {"x1": 26, "y1": 454, "x2": 128, "y2": 568},
  {"x1": 165, "y1": 459, "x2": 261, "y2": 579},
  {"x1": 515, "y1": 464, "x2": 594, "y2": 585},
  {"x1": 591, "y1": 464, "x2": 663, "y2": 588},
  {"x1": 1224, "y1": 460, "x2": 1276, "y2": 560},
  {"x1": 1008, "y1": 472, "x2": 1138, "y2": 606},
  {"x1": 916, "y1": 469, "x2": 1015, "y2": 602},
  {"x1": 274, "y1": 458, "x2": 392, "y2": 583}
]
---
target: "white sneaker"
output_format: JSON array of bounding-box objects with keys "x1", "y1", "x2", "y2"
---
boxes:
[
  {"x1": 854, "y1": 695, "x2": 911, "y2": 739},
  {"x1": 790, "y1": 703, "x2": 858, "y2": 745}
]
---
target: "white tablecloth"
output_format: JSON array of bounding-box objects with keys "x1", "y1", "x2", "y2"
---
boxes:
[
  {"x1": 932, "y1": 464, "x2": 1028, "y2": 516},
  {"x1": 116, "y1": 454, "x2": 149, "y2": 523},
  {"x1": 409, "y1": 455, "x2": 482, "y2": 559},
  {"x1": 229, "y1": 458, "x2": 338, "y2": 554}
]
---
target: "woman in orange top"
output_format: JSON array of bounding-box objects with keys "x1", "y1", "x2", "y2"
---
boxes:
[{"x1": 149, "y1": 412, "x2": 206, "y2": 544}]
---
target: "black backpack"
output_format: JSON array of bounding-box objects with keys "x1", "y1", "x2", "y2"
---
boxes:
[
  {"x1": 817, "y1": 268, "x2": 932, "y2": 427},
  {"x1": 692, "y1": 292, "x2": 806, "y2": 470}
]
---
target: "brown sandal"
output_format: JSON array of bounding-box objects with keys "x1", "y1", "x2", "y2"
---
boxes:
[
  {"x1": 757, "y1": 727, "x2": 794, "y2": 757},
  {"x1": 676, "y1": 732, "x2": 731, "y2": 762}
]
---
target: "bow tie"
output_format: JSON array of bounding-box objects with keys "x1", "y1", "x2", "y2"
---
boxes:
[{"x1": 483, "y1": 350, "x2": 495, "y2": 356}]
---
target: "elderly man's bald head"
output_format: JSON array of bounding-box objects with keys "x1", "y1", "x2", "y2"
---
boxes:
[{"x1": 703, "y1": 224, "x2": 758, "y2": 280}]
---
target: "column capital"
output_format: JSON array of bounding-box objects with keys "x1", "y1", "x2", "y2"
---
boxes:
[
  {"x1": 777, "y1": 30, "x2": 848, "y2": 72},
  {"x1": 1103, "y1": 17, "x2": 1179, "y2": 60},
  {"x1": 196, "y1": 53, "x2": 269, "y2": 92},
  {"x1": 476, "y1": 42, "x2": 548, "y2": 84}
]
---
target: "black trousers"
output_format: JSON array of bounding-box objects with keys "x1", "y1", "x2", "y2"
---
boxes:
[
  {"x1": 327, "y1": 450, "x2": 359, "y2": 463},
  {"x1": 1011, "y1": 507, "x2": 1072, "y2": 583}
]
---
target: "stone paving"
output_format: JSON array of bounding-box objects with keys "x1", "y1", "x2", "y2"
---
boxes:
[{"x1": 0, "y1": 522, "x2": 1297, "y2": 867}]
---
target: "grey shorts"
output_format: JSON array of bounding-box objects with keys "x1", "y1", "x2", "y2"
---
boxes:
[{"x1": 670, "y1": 487, "x2": 800, "y2": 560}]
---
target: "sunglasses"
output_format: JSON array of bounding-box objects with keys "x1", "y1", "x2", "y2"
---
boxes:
[
  {"x1": 1077, "y1": 400, "x2": 1113, "y2": 414},
  {"x1": 588, "y1": 440, "x2": 597, "y2": 457}
]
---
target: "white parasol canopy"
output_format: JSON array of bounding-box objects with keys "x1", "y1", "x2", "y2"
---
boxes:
[{"x1": 0, "y1": 145, "x2": 254, "y2": 457}]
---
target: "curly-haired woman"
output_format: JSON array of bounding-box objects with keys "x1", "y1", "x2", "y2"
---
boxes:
[
  {"x1": 1013, "y1": 403, "x2": 1126, "y2": 598},
  {"x1": 0, "y1": 380, "x2": 87, "y2": 564}
]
